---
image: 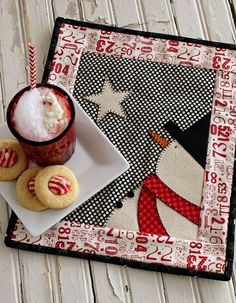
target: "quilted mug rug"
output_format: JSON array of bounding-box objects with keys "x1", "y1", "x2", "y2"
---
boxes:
[{"x1": 5, "y1": 17, "x2": 236, "y2": 280}]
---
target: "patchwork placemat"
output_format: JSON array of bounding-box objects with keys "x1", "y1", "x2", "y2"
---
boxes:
[{"x1": 5, "y1": 17, "x2": 236, "y2": 280}]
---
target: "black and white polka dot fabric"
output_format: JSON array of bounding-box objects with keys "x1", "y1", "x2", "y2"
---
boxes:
[{"x1": 65, "y1": 52, "x2": 215, "y2": 225}]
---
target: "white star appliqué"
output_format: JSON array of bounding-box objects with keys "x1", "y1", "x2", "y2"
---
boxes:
[{"x1": 86, "y1": 81, "x2": 128, "y2": 122}]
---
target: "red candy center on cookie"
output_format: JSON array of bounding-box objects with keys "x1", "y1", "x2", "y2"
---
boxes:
[
  {"x1": 0, "y1": 148, "x2": 17, "y2": 168},
  {"x1": 28, "y1": 177, "x2": 36, "y2": 195},
  {"x1": 48, "y1": 175, "x2": 71, "y2": 195}
]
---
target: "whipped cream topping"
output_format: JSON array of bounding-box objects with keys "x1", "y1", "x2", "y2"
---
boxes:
[
  {"x1": 42, "y1": 89, "x2": 68, "y2": 133},
  {"x1": 13, "y1": 88, "x2": 70, "y2": 142}
]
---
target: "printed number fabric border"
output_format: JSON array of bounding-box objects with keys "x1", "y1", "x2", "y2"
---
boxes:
[{"x1": 5, "y1": 17, "x2": 236, "y2": 280}]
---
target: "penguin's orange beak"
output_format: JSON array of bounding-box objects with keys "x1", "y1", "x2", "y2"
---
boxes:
[{"x1": 148, "y1": 131, "x2": 170, "y2": 148}]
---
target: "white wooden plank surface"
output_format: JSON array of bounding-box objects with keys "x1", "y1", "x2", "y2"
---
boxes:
[
  {"x1": 18, "y1": 252, "x2": 53, "y2": 303},
  {"x1": 25, "y1": 2, "x2": 94, "y2": 302},
  {"x1": 197, "y1": 278, "x2": 236, "y2": 303},
  {"x1": 57, "y1": 257, "x2": 94, "y2": 303},
  {"x1": 0, "y1": 1, "x2": 30, "y2": 303},
  {"x1": 1, "y1": 1, "x2": 56, "y2": 302},
  {"x1": 0, "y1": 196, "x2": 21, "y2": 303},
  {"x1": 111, "y1": 0, "x2": 143, "y2": 29},
  {"x1": 52, "y1": 0, "x2": 82, "y2": 20},
  {"x1": 170, "y1": 0, "x2": 208, "y2": 38},
  {"x1": 91, "y1": 263, "x2": 128, "y2": 303},
  {"x1": 19, "y1": 0, "x2": 54, "y2": 83},
  {"x1": 81, "y1": 0, "x2": 112, "y2": 24},
  {"x1": 0, "y1": 44, "x2": 5, "y2": 125},
  {"x1": 125, "y1": 268, "x2": 166, "y2": 303},
  {"x1": 0, "y1": 72, "x2": 5, "y2": 125},
  {"x1": 162, "y1": 275, "x2": 200, "y2": 303},
  {"x1": 0, "y1": 1, "x2": 236, "y2": 303},
  {"x1": 200, "y1": 0, "x2": 236, "y2": 43},
  {"x1": 0, "y1": 0, "x2": 27, "y2": 104},
  {"x1": 140, "y1": 0, "x2": 177, "y2": 33}
]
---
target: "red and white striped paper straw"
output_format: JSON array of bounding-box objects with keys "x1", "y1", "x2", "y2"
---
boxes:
[{"x1": 28, "y1": 42, "x2": 36, "y2": 89}]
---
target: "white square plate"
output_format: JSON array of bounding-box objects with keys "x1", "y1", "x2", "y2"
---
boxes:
[{"x1": 0, "y1": 96, "x2": 129, "y2": 237}]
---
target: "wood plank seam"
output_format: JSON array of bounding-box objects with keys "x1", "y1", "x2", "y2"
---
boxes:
[
  {"x1": 77, "y1": 0, "x2": 86, "y2": 21},
  {"x1": 47, "y1": 256, "x2": 63, "y2": 303},
  {"x1": 120, "y1": 267, "x2": 132, "y2": 303},
  {"x1": 168, "y1": 0, "x2": 180, "y2": 35},
  {"x1": 228, "y1": 0, "x2": 236, "y2": 27},
  {"x1": 14, "y1": 250, "x2": 24, "y2": 303},
  {"x1": 197, "y1": 0, "x2": 212, "y2": 39},
  {"x1": 195, "y1": 0, "x2": 209, "y2": 39},
  {"x1": 50, "y1": 0, "x2": 56, "y2": 23},
  {"x1": 0, "y1": 41, "x2": 6, "y2": 124},
  {"x1": 224, "y1": 0, "x2": 236, "y2": 43},
  {"x1": 162, "y1": 0, "x2": 178, "y2": 34},
  {"x1": 139, "y1": 0, "x2": 176, "y2": 32},
  {"x1": 106, "y1": 0, "x2": 116, "y2": 25},
  {"x1": 55, "y1": 256, "x2": 64, "y2": 302},
  {"x1": 134, "y1": 0, "x2": 146, "y2": 30},
  {"x1": 191, "y1": 278, "x2": 202, "y2": 303},
  {"x1": 45, "y1": 0, "x2": 55, "y2": 34},
  {"x1": 109, "y1": 0, "x2": 119, "y2": 26},
  {"x1": 44, "y1": 255, "x2": 57, "y2": 303},
  {"x1": 161, "y1": 273, "x2": 170, "y2": 303},
  {"x1": 88, "y1": 261, "x2": 97, "y2": 303},
  {"x1": 0, "y1": 72, "x2": 6, "y2": 122},
  {"x1": 17, "y1": 0, "x2": 30, "y2": 80},
  {"x1": 19, "y1": 260, "x2": 27, "y2": 303}
]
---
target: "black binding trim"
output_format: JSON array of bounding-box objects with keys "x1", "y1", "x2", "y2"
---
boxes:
[
  {"x1": 43, "y1": 17, "x2": 236, "y2": 83},
  {"x1": 5, "y1": 17, "x2": 236, "y2": 281}
]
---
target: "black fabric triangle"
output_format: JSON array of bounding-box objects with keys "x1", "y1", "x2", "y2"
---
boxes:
[{"x1": 165, "y1": 113, "x2": 211, "y2": 168}]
